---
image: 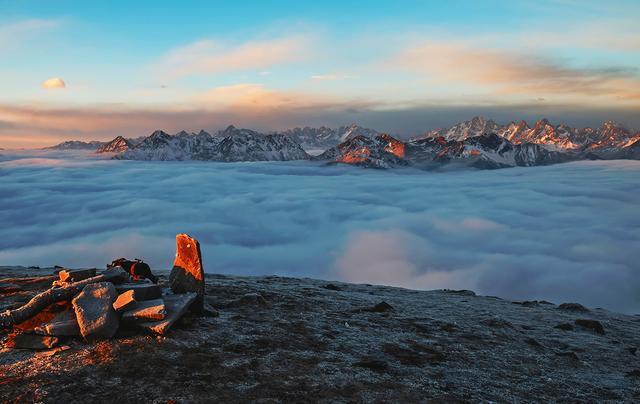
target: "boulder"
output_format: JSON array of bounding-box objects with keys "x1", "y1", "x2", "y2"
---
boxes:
[
  {"x1": 122, "y1": 299, "x2": 166, "y2": 323},
  {"x1": 115, "y1": 282, "x2": 162, "y2": 301},
  {"x1": 136, "y1": 293, "x2": 197, "y2": 335},
  {"x1": 113, "y1": 290, "x2": 137, "y2": 313},
  {"x1": 72, "y1": 282, "x2": 119, "y2": 342},
  {"x1": 100, "y1": 267, "x2": 130, "y2": 284},
  {"x1": 35, "y1": 310, "x2": 80, "y2": 337},
  {"x1": 58, "y1": 268, "x2": 96, "y2": 283},
  {"x1": 169, "y1": 234, "x2": 205, "y2": 313}
]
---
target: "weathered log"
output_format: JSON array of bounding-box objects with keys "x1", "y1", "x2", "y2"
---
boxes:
[
  {"x1": 0, "y1": 273, "x2": 122, "y2": 330},
  {"x1": 0, "y1": 275, "x2": 58, "y2": 285}
]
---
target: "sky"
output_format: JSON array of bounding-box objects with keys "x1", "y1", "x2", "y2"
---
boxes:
[
  {"x1": 1, "y1": 0, "x2": 639, "y2": 148},
  {"x1": 1, "y1": 151, "x2": 639, "y2": 313}
]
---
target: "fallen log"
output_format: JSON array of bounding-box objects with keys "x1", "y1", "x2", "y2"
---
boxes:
[{"x1": 0, "y1": 271, "x2": 125, "y2": 330}]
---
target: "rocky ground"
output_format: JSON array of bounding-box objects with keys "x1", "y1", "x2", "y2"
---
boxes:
[{"x1": 1, "y1": 266, "x2": 640, "y2": 402}]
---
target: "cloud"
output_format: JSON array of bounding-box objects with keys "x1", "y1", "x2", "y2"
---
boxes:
[
  {"x1": 391, "y1": 41, "x2": 640, "y2": 103},
  {"x1": 310, "y1": 74, "x2": 355, "y2": 81},
  {"x1": 41, "y1": 77, "x2": 66, "y2": 89},
  {"x1": 0, "y1": 152, "x2": 639, "y2": 314},
  {"x1": 157, "y1": 36, "x2": 311, "y2": 79},
  {"x1": 0, "y1": 19, "x2": 61, "y2": 51}
]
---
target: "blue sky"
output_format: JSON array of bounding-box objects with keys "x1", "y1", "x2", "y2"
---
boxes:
[{"x1": 1, "y1": 0, "x2": 639, "y2": 147}]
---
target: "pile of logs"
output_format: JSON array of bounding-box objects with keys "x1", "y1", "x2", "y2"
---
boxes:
[{"x1": 0, "y1": 234, "x2": 205, "y2": 349}]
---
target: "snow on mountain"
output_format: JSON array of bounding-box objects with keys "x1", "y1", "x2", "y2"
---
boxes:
[
  {"x1": 96, "y1": 136, "x2": 134, "y2": 153},
  {"x1": 45, "y1": 140, "x2": 107, "y2": 150},
  {"x1": 413, "y1": 117, "x2": 637, "y2": 155},
  {"x1": 279, "y1": 124, "x2": 379, "y2": 151},
  {"x1": 316, "y1": 134, "x2": 406, "y2": 168},
  {"x1": 318, "y1": 132, "x2": 573, "y2": 169},
  {"x1": 115, "y1": 126, "x2": 310, "y2": 162}
]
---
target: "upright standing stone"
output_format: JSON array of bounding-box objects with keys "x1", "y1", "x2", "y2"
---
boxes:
[
  {"x1": 72, "y1": 282, "x2": 119, "y2": 342},
  {"x1": 169, "y1": 233, "x2": 205, "y2": 313}
]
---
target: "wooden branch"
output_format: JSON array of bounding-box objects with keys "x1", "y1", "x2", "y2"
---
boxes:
[{"x1": 0, "y1": 273, "x2": 116, "y2": 330}]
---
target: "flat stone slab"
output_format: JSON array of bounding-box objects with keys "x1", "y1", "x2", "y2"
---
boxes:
[
  {"x1": 35, "y1": 310, "x2": 80, "y2": 337},
  {"x1": 58, "y1": 268, "x2": 96, "y2": 283},
  {"x1": 72, "y1": 282, "x2": 119, "y2": 342},
  {"x1": 135, "y1": 293, "x2": 197, "y2": 335},
  {"x1": 169, "y1": 234, "x2": 205, "y2": 313},
  {"x1": 122, "y1": 299, "x2": 166, "y2": 323},
  {"x1": 115, "y1": 282, "x2": 161, "y2": 301},
  {"x1": 113, "y1": 290, "x2": 137, "y2": 313}
]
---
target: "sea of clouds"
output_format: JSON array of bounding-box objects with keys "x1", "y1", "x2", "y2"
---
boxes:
[{"x1": 1, "y1": 150, "x2": 639, "y2": 313}]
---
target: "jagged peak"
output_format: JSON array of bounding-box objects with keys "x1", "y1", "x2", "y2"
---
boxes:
[{"x1": 150, "y1": 130, "x2": 170, "y2": 137}]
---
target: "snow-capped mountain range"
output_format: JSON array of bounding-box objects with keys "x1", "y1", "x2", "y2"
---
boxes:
[
  {"x1": 43, "y1": 117, "x2": 640, "y2": 169},
  {"x1": 114, "y1": 126, "x2": 310, "y2": 162}
]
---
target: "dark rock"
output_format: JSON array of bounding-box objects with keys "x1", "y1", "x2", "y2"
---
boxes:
[
  {"x1": 58, "y1": 268, "x2": 96, "y2": 283},
  {"x1": 554, "y1": 323, "x2": 574, "y2": 331},
  {"x1": 353, "y1": 358, "x2": 389, "y2": 372},
  {"x1": 72, "y1": 282, "x2": 119, "y2": 342},
  {"x1": 366, "y1": 301, "x2": 394, "y2": 312},
  {"x1": 6, "y1": 333, "x2": 59, "y2": 350},
  {"x1": 322, "y1": 284, "x2": 342, "y2": 291},
  {"x1": 626, "y1": 369, "x2": 640, "y2": 378},
  {"x1": 481, "y1": 318, "x2": 513, "y2": 328},
  {"x1": 575, "y1": 319, "x2": 605, "y2": 335},
  {"x1": 556, "y1": 351, "x2": 579, "y2": 360},
  {"x1": 446, "y1": 289, "x2": 476, "y2": 296},
  {"x1": 122, "y1": 299, "x2": 166, "y2": 323},
  {"x1": 100, "y1": 267, "x2": 130, "y2": 284},
  {"x1": 169, "y1": 233, "x2": 205, "y2": 313},
  {"x1": 558, "y1": 303, "x2": 590, "y2": 312},
  {"x1": 35, "y1": 310, "x2": 80, "y2": 337},
  {"x1": 232, "y1": 292, "x2": 269, "y2": 307},
  {"x1": 513, "y1": 300, "x2": 540, "y2": 307},
  {"x1": 526, "y1": 338, "x2": 543, "y2": 348},
  {"x1": 113, "y1": 290, "x2": 137, "y2": 313},
  {"x1": 628, "y1": 347, "x2": 637, "y2": 356},
  {"x1": 115, "y1": 282, "x2": 162, "y2": 301},
  {"x1": 383, "y1": 343, "x2": 427, "y2": 366},
  {"x1": 135, "y1": 292, "x2": 197, "y2": 335}
]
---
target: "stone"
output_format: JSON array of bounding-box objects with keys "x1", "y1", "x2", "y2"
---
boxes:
[
  {"x1": 367, "y1": 301, "x2": 394, "y2": 312},
  {"x1": 558, "y1": 303, "x2": 590, "y2": 312},
  {"x1": 35, "y1": 310, "x2": 80, "y2": 337},
  {"x1": 122, "y1": 299, "x2": 166, "y2": 323},
  {"x1": 113, "y1": 290, "x2": 137, "y2": 313},
  {"x1": 169, "y1": 233, "x2": 205, "y2": 313},
  {"x1": 353, "y1": 357, "x2": 389, "y2": 372},
  {"x1": 72, "y1": 282, "x2": 119, "y2": 342},
  {"x1": 58, "y1": 268, "x2": 96, "y2": 283},
  {"x1": 100, "y1": 267, "x2": 130, "y2": 284},
  {"x1": 135, "y1": 293, "x2": 197, "y2": 335},
  {"x1": 556, "y1": 351, "x2": 579, "y2": 360},
  {"x1": 322, "y1": 284, "x2": 342, "y2": 291},
  {"x1": 575, "y1": 319, "x2": 605, "y2": 335},
  {"x1": 115, "y1": 282, "x2": 162, "y2": 301},
  {"x1": 6, "y1": 334, "x2": 59, "y2": 350},
  {"x1": 233, "y1": 292, "x2": 268, "y2": 307},
  {"x1": 554, "y1": 323, "x2": 574, "y2": 331}
]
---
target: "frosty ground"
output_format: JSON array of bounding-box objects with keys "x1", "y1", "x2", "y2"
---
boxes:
[{"x1": 1, "y1": 266, "x2": 639, "y2": 402}]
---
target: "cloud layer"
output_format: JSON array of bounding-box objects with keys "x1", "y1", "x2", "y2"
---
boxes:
[{"x1": 0, "y1": 151, "x2": 639, "y2": 314}]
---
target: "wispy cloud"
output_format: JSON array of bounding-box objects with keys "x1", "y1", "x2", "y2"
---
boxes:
[
  {"x1": 0, "y1": 19, "x2": 62, "y2": 51},
  {"x1": 310, "y1": 74, "x2": 356, "y2": 81},
  {"x1": 391, "y1": 41, "x2": 640, "y2": 103},
  {"x1": 157, "y1": 36, "x2": 312, "y2": 79}
]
